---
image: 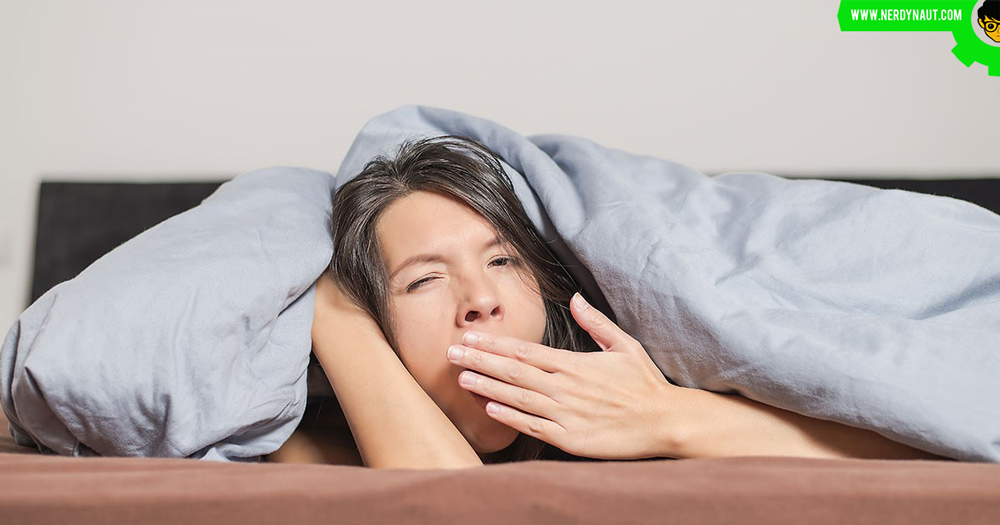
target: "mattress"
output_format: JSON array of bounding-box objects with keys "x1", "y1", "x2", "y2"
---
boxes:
[{"x1": 3, "y1": 410, "x2": 1000, "y2": 524}]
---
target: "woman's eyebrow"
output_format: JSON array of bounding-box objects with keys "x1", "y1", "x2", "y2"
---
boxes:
[{"x1": 389, "y1": 235, "x2": 504, "y2": 280}]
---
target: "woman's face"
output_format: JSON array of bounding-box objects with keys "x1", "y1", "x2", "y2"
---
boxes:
[{"x1": 376, "y1": 190, "x2": 547, "y2": 454}]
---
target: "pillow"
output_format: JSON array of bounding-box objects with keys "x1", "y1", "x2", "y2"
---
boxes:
[{"x1": 1, "y1": 166, "x2": 335, "y2": 461}]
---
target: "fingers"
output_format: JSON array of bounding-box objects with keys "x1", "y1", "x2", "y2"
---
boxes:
[
  {"x1": 481, "y1": 399, "x2": 566, "y2": 444},
  {"x1": 459, "y1": 331, "x2": 566, "y2": 373},
  {"x1": 570, "y1": 293, "x2": 637, "y2": 353},
  {"x1": 447, "y1": 343, "x2": 553, "y2": 397},
  {"x1": 457, "y1": 370, "x2": 557, "y2": 421}
]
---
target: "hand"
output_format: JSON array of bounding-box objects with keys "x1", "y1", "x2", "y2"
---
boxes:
[{"x1": 446, "y1": 293, "x2": 690, "y2": 460}]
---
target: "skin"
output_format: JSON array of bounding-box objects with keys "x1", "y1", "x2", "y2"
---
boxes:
[
  {"x1": 445, "y1": 300, "x2": 949, "y2": 462},
  {"x1": 980, "y1": 15, "x2": 1000, "y2": 42},
  {"x1": 446, "y1": 295, "x2": 683, "y2": 460},
  {"x1": 376, "y1": 190, "x2": 548, "y2": 455}
]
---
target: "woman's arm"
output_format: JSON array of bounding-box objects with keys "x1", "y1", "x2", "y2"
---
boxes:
[
  {"x1": 444, "y1": 294, "x2": 951, "y2": 463},
  {"x1": 665, "y1": 388, "x2": 951, "y2": 461},
  {"x1": 311, "y1": 274, "x2": 483, "y2": 469}
]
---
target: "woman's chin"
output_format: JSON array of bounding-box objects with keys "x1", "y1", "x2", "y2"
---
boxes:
[{"x1": 467, "y1": 424, "x2": 519, "y2": 454}]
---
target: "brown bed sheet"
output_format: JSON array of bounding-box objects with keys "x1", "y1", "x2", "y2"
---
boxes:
[{"x1": 2, "y1": 410, "x2": 999, "y2": 524}]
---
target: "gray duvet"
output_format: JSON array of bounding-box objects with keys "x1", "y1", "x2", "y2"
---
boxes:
[{"x1": 3, "y1": 105, "x2": 998, "y2": 462}]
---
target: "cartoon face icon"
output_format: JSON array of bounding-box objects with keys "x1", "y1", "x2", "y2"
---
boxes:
[
  {"x1": 981, "y1": 15, "x2": 1000, "y2": 42},
  {"x1": 980, "y1": 1, "x2": 1000, "y2": 43}
]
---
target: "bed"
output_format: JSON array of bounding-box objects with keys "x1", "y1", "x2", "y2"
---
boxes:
[{"x1": 2, "y1": 176, "x2": 1000, "y2": 523}]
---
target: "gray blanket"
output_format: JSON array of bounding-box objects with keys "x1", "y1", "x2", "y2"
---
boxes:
[
  {"x1": 3, "y1": 105, "x2": 998, "y2": 462},
  {"x1": 336, "y1": 105, "x2": 1000, "y2": 463}
]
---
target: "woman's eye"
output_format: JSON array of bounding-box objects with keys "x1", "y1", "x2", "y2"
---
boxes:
[
  {"x1": 491, "y1": 256, "x2": 519, "y2": 267},
  {"x1": 406, "y1": 277, "x2": 435, "y2": 292},
  {"x1": 405, "y1": 258, "x2": 520, "y2": 292}
]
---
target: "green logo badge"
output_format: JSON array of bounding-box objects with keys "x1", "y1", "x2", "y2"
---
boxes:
[{"x1": 838, "y1": 1, "x2": 1000, "y2": 76}]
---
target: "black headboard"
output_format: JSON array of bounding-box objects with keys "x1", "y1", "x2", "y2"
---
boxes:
[
  {"x1": 28, "y1": 177, "x2": 1000, "y2": 308},
  {"x1": 826, "y1": 177, "x2": 1000, "y2": 213},
  {"x1": 30, "y1": 181, "x2": 228, "y2": 305}
]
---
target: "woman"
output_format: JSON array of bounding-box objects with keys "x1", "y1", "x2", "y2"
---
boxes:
[{"x1": 265, "y1": 135, "x2": 948, "y2": 467}]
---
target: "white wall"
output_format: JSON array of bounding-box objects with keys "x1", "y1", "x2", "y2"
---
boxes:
[{"x1": 1, "y1": 0, "x2": 998, "y2": 329}]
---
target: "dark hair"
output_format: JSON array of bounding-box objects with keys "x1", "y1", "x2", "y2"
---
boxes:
[
  {"x1": 327, "y1": 134, "x2": 599, "y2": 463},
  {"x1": 980, "y1": 0, "x2": 1000, "y2": 21}
]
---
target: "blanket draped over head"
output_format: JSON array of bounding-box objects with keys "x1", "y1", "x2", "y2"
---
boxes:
[{"x1": 3, "y1": 105, "x2": 999, "y2": 463}]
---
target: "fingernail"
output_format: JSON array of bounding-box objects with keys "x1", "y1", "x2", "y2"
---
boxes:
[
  {"x1": 463, "y1": 331, "x2": 479, "y2": 345},
  {"x1": 459, "y1": 371, "x2": 476, "y2": 386},
  {"x1": 447, "y1": 345, "x2": 464, "y2": 361},
  {"x1": 572, "y1": 292, "x2": 589, "y2": 311}
]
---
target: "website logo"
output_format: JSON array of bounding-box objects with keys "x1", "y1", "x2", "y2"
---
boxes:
[{"x1": 838, "y1": 1, "x2": 1000, "y2": 76}]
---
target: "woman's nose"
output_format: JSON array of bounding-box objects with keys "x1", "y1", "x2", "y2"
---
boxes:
[
  {"x1": 464, "y1": 304, "x2": 502, "y2": 323},
  {"x1": 460, "y1": 277, "x2": 504, "y2": 326}
]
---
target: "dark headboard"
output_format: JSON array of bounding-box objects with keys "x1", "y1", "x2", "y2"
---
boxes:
[
  {"x1": 825, "y1": 177, "x2": 1000, "y2": 214},
  {"x1": 30, "y1": 181, "x2": 228, "y2": 305},
  {"x1": 28, "y1": 177, "x2": 1000, "y2": 308}
]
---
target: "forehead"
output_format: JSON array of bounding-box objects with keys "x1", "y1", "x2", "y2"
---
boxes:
[{"x1": 376, "y1": 191, "x2": 497, "y2": 260}]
